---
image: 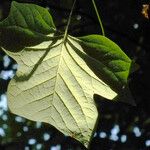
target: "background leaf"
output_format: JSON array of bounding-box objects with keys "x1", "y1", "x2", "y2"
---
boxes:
[{"x1": 0, "y1": 1, "x2": 56, "y2": 52}]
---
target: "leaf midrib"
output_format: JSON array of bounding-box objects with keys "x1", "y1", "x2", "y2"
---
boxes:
[{"x1": 49, "y1": 38, "x2": 90, "y2": 134}]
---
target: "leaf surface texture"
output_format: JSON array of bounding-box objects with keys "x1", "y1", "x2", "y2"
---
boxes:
[{"x1": 0, "y1": 1, "x2": 133, "y2": 147}]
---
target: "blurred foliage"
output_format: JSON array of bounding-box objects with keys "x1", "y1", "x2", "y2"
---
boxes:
[{"x1": 0, "y1": 0, "x2": 150, "y2": 150}]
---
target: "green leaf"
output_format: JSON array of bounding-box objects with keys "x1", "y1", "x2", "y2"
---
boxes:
[
  {"x1": 0, "y1": 1, "x2": 133, "y2": 148},
  {"x1": 78, "y1": 35, "x2": 131, "y2": 91},
  {"x1": 0, "y1": 1, "x2": 56, "y2": 52},
  {"x1": 78, "y1": 35, "x2": 135, "y2": 105}
]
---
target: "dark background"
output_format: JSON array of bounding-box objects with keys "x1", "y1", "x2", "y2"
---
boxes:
[{"x1": 0, "y1": 0, "x2": 150, "y2": 150}]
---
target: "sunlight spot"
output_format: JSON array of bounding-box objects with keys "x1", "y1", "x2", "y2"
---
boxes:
[
  {"x1": 15, "y1": 116, "x2": 25, "y2": 122},
  {"x1": 3, "y1": 55, "x2": 11, "y2": 68},
  {"x1": 0, "y1": 70, "x2": 14, "y2": 80},
  {"x1": 2, "y1": 114, "x2": 8, "y2": 121},
  {"x1": 111, "y1": 124, "x2": 120, "y2": 135},
  {"x1": 2, "y1": 124, "x2": 8, "y2": 129},
  {"x1": 133, "y1": 23, "x2": 139, "y2": 29},
  {"x1": 24, "y1": 146, "x2": 29, "y2": 150},
  {"x1": 17, "y1": 132, "x2": 21, "y2": 137},
  {"x1": 94, "y1": 132, "x2": 97, "y2": 137},
  {"x1": 36, "y1": 143, "x2": 42, "y2": 149},
  {"x1": 133, "y1": 126, "x2": 141, "y2": 137},
  {"x1": 76, "y1": 15, "x2": 81, "y2": 20},
  {"x1": 36, "y1": 122, "x2": 42, "y2": 128},
  {"x1": 28, "y1": 138, "x2": 36, "y2": 145},
  {"x1": 12, "y1": 64, "x2": 18, "y2": 70},
  {"x1": 43, "y1": 133, "x2": 50, "y2": 141},
  {"x1": 109, "y1": 134, "x2": 119, "y2": 141},
  {"x1": 23, "y1": 126, "x2": 29, "y2": 132},
  {"x1": 0, "y1": 128, "x2": 5, "y2": 137},
  {"x1": 0, "y1": 94, "x2": 8, "y2": 111},
  {"x1": 50, "y1": 145, "x2": 61, "y2": 150},
  {"x1": 99, "y1": 132, "x2": 107, "y2": 138},
  {"x1": 145, "y1": 140, "x2": 150, "y2": 147},
  {"x1": 121, "y1": 135, "x2": 127, "y2": 143},
  {"x1": 0, "y1": 109, "x2": 4, "y2": 116}
]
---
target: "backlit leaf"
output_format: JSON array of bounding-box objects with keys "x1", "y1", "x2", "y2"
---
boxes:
[{"x1": 0, "y1": 1, "x2": 133, "y2": 148}]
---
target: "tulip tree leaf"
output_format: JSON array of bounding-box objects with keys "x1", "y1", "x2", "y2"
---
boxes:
[{"x1": 0, "y1": 1, "x2": 133, "y2": 148}]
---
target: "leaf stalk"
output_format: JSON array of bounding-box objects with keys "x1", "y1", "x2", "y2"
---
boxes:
[
  {"x1": 91, "y1": 0, "x2": 105, "y2": 36},
  {"x1": 64, "y1": 0, "x2": 77, "y2": 41}
]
